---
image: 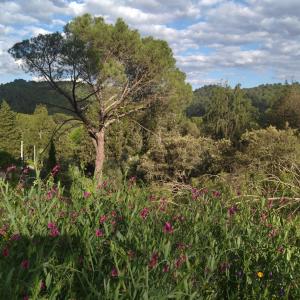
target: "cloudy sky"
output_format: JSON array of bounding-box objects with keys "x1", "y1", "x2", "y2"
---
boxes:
[{"x1": 0, "y1": 0, "x2": 299, "y2": 88}]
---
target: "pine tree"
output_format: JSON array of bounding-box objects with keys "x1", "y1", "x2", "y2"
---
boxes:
[
  {"x1": 46, "y1": 139, "x2": 57, "y2": 172},
  {"x1": 0, "y1": 100, "x2": 20, "y2": 158}
]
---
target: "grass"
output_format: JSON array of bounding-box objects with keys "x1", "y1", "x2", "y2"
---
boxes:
[{"x1": 0, "y1": 175, "x2": 299, "y2": 299}]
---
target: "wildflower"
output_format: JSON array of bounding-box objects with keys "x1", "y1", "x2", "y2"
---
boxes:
[
  {"x1": 191, "y1": 188, "x2": 200, "y2": 200},
  {"x1": 228, "y1": 205, "x2": 238, "y2": 217},
  {"x1": 111, "y1": 267, "x2": 118, "y2": 277},
  {"x1": 268, "y1": 229, "x2": 278, "y2": 238},
  {"x1": 257, "y1": 271, "x2": 264, "y2": 278},
  {"x1": 219, "y1": 262, "x2": 230, "y2": 272},
  {"x1": 163, "y1": 222, "x2": 173, "y2": 234},
  {"x1": 10, "y1": 233, "x2": 21, "y2": 241},
  {"x1": 212, "y1": 191, "x2": 221, "y2": 197},
  {"x1": 22, "y1": 166, "x2": 30, "y2": 175},
  {"x1": 148, "y1": 194, "x2": 156, "y2": 202},
  {"x1": 175, "y1": 255, "x2": 186, "y2": 269},
  {"x1": 111, "y1": 210, "x2": 117, "y2": 217},
  {"x1": 2, "y1": 247, "x2": 9, "y2": 257},
  {"x1": 140, "y1": 207, "x2": 150, "y2": 219},
  {"x1": 99, "y1": 215, "x2": 107, "y2": 224},
  {"x1": 21, "y1": 259, "x2": 30, "y2": 270},
  {"x1": 163, "y1": 264, "x2": 169, "y2": 273},
  {"x1": 6, "y1": 165, "x2": 16, "y2": 173},
  {"x1": 277, "y1": 246, "x2": 284, "y2": 253},
  {"x1": 149, "y1": 252, "x2": 159, "y2": 269},
  {"x1": 83, "y1": 191, "x2": 91, "y2": 199},
  {"x1": 51, "y1": 164, "x2": 60, "y2": 176},
  {"x1": 48, "y1": 223, "x2": 60, "y2": 237},
  {"x1": 49, "y1": 227, "x2": 60, "y2": 237},
  {"x1": 40, "y1": 280, "x2": 46, "y2": 290},
  {"x1": 95, "y1": 229, "x2": 103, "y2": 237}
]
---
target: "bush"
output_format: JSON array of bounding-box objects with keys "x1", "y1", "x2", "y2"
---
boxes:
[{"x1": 138, "y1": 132, "x2": 231, "y2": 182}]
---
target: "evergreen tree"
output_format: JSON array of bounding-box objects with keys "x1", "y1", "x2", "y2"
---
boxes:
[
  {"x1": 0, "y1": 100, "x2": 20, "y2": 158},
  {"x1": 46, "y1": 139, "x2": 57, "y2": 171}
]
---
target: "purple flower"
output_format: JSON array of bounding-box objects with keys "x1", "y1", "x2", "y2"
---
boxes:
[
  {"x1": 163, "y1": 222, "x2": 173, "y2": 234},
  {"x1": 228, "y1": 205, "x2": 238, "y2": 217},
  {"x1": 111, "y1": 267, "x2": 118, "y2": 277},
  {"x1": 140, "y1": 207, "x2": 150, "y2": 219},
  {"x1": 95, "y1": 229, "x2": 103, "y2": 237},
  {"x1": 149, "y1": 252, "x2": 159, "y2": 269},
  {"x1": 6, "y1": 165, "x2": 16, "y2": 173},
  {"x1": 83, "y1": 191, "x2": 91, "y2": 199},
  {"x1": 51, "y1": 164, "x2": 60, "y2": 176},
  {"x1": 21, "y1": 259, "x2": 30, "y2": 270}
]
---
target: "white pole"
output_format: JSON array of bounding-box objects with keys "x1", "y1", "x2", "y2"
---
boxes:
[
  {"x1": 33, "y1": 145, "x2": 36, "y2": 165},
  {"x1": 21, "y1": 140, "x2": 24, "y2": 161}
]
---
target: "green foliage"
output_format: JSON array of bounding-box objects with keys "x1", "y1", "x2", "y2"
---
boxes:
[
  {"x1": 138, "y1": 132, "x2": 231, "y2": 182},
  {"x1": 0, "y1": 101, "x2": 20, "y2": 159},
  {"x1": 17, "y1": 105, "x2": 56, "y2": 162},
  {"x1": 0, "y1": 177, "x2": 299, "y2": 298},
  {"x1": 203, "y1": 85, "x2": 256, "y2": 141},
  {"x1": 269, "y1": 84, "x2": 300, "y2": 129},
  {"x1": 236, "y1": 126, "x2": 300, "y2": 174}
]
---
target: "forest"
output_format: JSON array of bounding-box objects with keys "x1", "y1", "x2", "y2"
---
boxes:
[{"x1": 0, "y1": 14, "x2": 300, "y2": 299}]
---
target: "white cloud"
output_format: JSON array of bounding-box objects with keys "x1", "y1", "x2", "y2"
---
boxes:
[{"x1": 1, "y1": 0, "x2": 300, "y2": 86}]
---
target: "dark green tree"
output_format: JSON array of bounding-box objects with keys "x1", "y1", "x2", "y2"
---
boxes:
[
  {"x1": 0, "y1": 100, "x2": 20, "y2": 158},
  {"x1": 203, "y1": 84, "x2": 255, "y2": 141},
  {"x1": 46, "y1": 139, "x2": 57, "y2": 172},
  {"x1": 269, "y1": 83, "x2": 300, "y2": 129},
  {"x1": 9, "y1": 14, "x2": 192, "y2": 182}
]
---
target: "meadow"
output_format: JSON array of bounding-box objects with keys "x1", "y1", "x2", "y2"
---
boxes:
[{"x1": 0, "y1": 168, "x2": 299, "y2": 299}]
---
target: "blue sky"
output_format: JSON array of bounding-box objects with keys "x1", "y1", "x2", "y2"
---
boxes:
[{"x1": 0, "y1": 0, "x2": 299, "y2": 89}]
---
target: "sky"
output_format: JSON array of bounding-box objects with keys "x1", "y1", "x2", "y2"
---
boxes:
[{"x1": 0, "y1": 0, "x2": 299, "y2": 89}]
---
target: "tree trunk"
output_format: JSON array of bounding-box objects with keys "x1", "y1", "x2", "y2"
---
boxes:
[{"x1": 94, "y1": 128, "x2": 105, "y2": 183}]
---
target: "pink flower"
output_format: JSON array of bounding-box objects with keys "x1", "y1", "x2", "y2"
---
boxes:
[
  {"x1": 10, "y1": 233, "x2": 21, "y2": 241},
  {"x1": 149, "y1": 252, "x2": 159, "y2": 269},
  {"x1": 21, "y1": 259, "x2": 30, "y2": 269},
  {"x1": 50, "y1": 228, "x2": 60, "y2": 237},
  {"x1": 228, "y1": 205, "x2": 238, "y2": 217},
  {"x1": 111, "y1": 210, "x2": 117, "y2": 217},
  {"x1": 47, "y1": 222, "x2": 56, "y2": 229},
  {"x1": 40, "y1": 280, "x2": 46, "y2": 290},
  {"x1": 163, "y1": 264, "x2": 169, "y2": 273},
  {"x1": 99, "y1": 215, "x2": 107, "y2": 224},
  {"x1": 51, "y1": 164, "x2": 60, "y2": 176},
  {"x1": 111, "y1": 267, "x2": 118, "y2": 277},
  {"x1": 140, "y1": 207, "x2": 150, "y2": 219},
  {"x1": 83, "y1": 191, "x2": 91, "y2": 199},
  {"x1": 47, "y1": 223, "x2": 60, "y2": 237},
  {"x1": 6, "y1": 165, "x2": 16, "y2": 173},
  {"x1": 212, "y1": 191, "x2": 221, "y2": 197},
  {"x1": 2, "y1": 247, "x2": 9, "y2": 257},
  {"x1": 163, "y1": 222, "x2": 173, "y2": 234},
  {"x1": 95, "y1": 229, "x2": 104, "y2": 237},
  {"x1": 175, "y1": 255, "x2": 186, "y2": 269}
]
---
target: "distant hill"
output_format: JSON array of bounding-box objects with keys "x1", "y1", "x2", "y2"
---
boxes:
[
  {"x1": 0, "y1": 79, "x2": 70, "y2": 114},
  {"x1": 187, "y1": 83, "x2": 297, "y2": 118},
  {"x1": 0, "y1": 79, "x2": 298, "y2": 120}
]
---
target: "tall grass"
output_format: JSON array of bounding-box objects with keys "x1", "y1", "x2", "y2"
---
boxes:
[{"x1": 0, "y1": 176, "x2": 299, "y2": 299}]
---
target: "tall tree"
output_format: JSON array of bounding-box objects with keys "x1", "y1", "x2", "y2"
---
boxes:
[
  {"x1": 9, "y1": 14, "x2": 191, "y2": 182},
  {"x1": 269, "y1": 83, "x2": 300, "y2": 129},
  {"x1": 0, "y1": 100, "x2": 20, "y2": 158},
  {"x1": 203, "y1": 84, "x2": 255, "y2": 141}
]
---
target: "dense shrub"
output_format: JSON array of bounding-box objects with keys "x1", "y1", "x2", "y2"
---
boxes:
[{"x1": 138, "y1": 132, "x2": 232, "y2": 182}]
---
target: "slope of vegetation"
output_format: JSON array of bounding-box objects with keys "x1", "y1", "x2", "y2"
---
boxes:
[{"x1": 0, "y1": 171, "x2": 300, "y2": 299}]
